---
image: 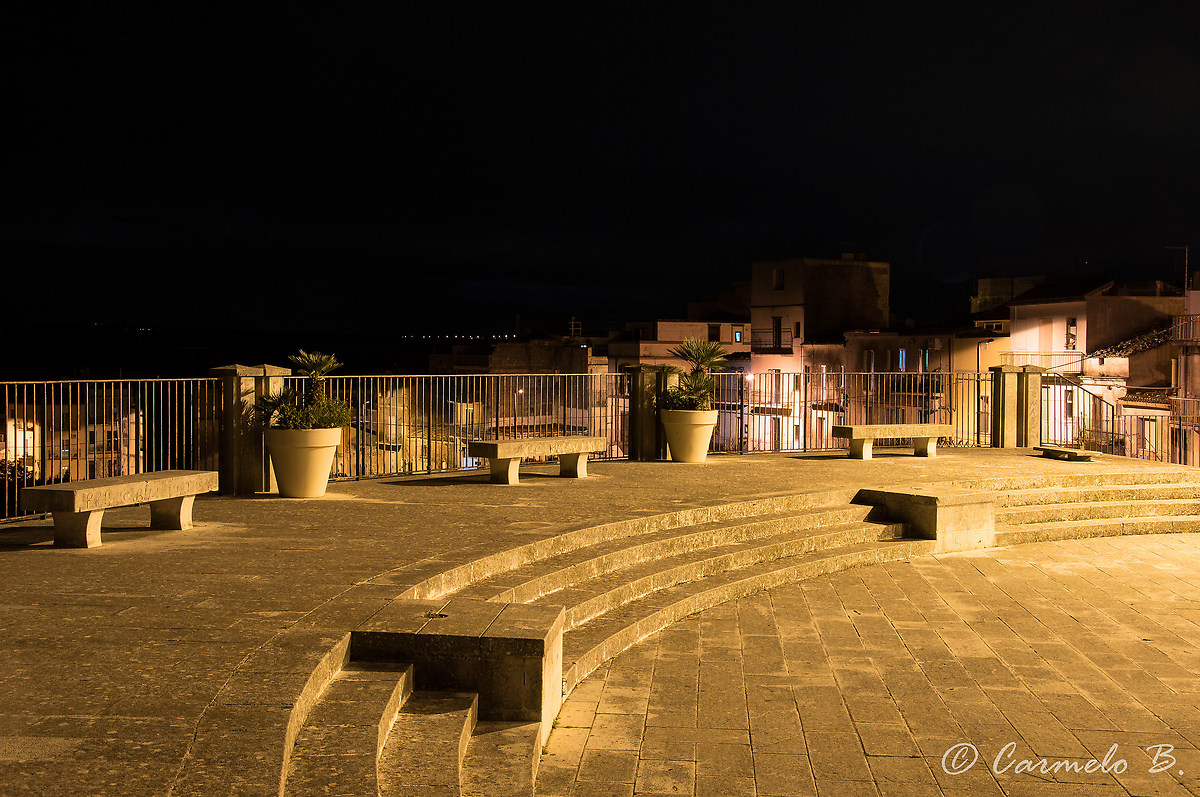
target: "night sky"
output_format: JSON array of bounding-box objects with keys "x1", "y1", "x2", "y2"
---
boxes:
[{"x1": 6, "y1": 3, "x2": 1200, "y2": 345}]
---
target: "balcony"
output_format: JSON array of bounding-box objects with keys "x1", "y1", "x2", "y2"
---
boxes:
[
  {"x1": 1173, "y1": 314, "x2": 1200, "y2": 343},
  {"x1": 1000, "y1": 351, "x2": 1084, "y2": 373},
  {"x1": 750, "y1": 328, "x2": 793, "y2": 354}
]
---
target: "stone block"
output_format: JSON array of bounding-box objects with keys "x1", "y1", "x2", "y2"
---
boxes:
[
  {"x1": 855, "y1": 487, "x2": 995, "y2": 554},
  {"x1": 351, "y1": 597, "x2": 565, "y2": 746}
]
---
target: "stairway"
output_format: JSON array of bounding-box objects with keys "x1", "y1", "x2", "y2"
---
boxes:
[{"x1": 971, "y1": 469, "x2": 1200, "y2": 546}]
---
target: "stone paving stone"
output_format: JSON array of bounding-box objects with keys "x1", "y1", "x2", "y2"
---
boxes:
[
  {"x1": 584, "y1": 713, "x2": 645, "y2": 751},
  {"x1": 633, "y1": 758, "x2": 695, "y2": 795},
  {"x1": 753, "y1": 752, "x2": 816, "y2": 796},
  {"x1": 866, "y1": 755, "x2": 940, "y2": 796},
  {"x1": 855, "y1": 721, "x2": 920, "y2": 757},
  {"x1": 694, "y1": 774, "x2": 755, "y2": 797},
  {"x1": 577, "y1": 748, "x2": 639, "y2": 783}
]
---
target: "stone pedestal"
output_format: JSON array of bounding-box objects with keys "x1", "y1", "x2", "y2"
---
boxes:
[
  {"x1": 990, "y1": 365, "x2": 1043, "y2": 448},
  {"x1": 209, "y1": 364, "x2": 291, "y2": 495},
  {"x1": 856, "y1": 486, "x2": 995, "y2": 553},
  {"x1": 352, "y1": 597, "x2": 565, "y2": 746}
]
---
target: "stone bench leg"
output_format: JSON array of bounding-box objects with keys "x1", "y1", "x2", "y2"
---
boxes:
[
  {"x1": 150, "y1": 495, "x2": 197, "y2": 530},
  {"x1": 53, "y1": 510, "x2": 104, "y2": 548},
  {"x1": 848, "y1": 438, "x2": 874, "y2": 460},
  {"x1": 489, "y1": 458, "x2": 522, "y2": 485},
  {"x1": 913, "y1": 436, "x2": 938, "y2": 457},
  {"x1": 559, "y1": 452, "x2": 589, "y2": 479}
]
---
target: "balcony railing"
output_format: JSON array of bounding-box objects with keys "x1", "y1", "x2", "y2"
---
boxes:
[
  {"x1": 750, "y1": 328, "x2": 793, "y2": 354},
  {"x1": 1173, "y1": 314, "x2": 1200, "y2": 343},
  {"x1": 1000, "y1": 351, "x2": 1085, "y2": 373}
]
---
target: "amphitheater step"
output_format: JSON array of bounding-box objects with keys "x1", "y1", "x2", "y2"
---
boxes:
[
  {"x1": 454, "y1": 504, "x2": 876, "y2": 605},
  {"x1": 559, "y1": 537, "x2": 935, "y2": 694},
  {"x1": 460, "y1": 721, "x2": 542, "y2": 797},
  {"x1": 539, "y1": 521, "x2": 906, "y2": 630},
  {"x1": 994, "y1": 515, "x2": 1200, "y2": 547},
  {"x1": 998, "y1": 498, "x2": 1200, "y2": 525},
  {"x1": 284, "y1": 662, "x2": 413, "y2": 797},
  {"x1": 378, "y1": 691, "x2": 479, "y2": 797},
  {"x1": 994, "y1": 482, "x2": 1200, "y2": 508},
  {"x1": 959, "y1": 468, "x2": 1200, "y2": 494}
]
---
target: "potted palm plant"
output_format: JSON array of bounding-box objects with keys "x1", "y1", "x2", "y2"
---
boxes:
[
  {"x1": 259, "y1": 350, "x2": 352, "y2": 497},
  {"x1": 659, "y1": 338, "x2": 728, "y2": 463}
]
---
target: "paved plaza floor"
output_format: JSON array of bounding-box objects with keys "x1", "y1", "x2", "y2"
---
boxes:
[
  {"x1": 539, "y1": 535, "x2": 1200, "y2": 797},
  {"x1": 1, "y1": 450, "x2": 1199, "y2": 795}
]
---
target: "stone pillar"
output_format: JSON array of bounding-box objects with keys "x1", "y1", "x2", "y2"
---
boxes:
[
  {"x1": 1017, "y1": 366, "x2": 1044, "y2": 448},
  {"x1": 990, "y1": 365, "x2": 1044, "y2": 448},
  {"x1": 626, "y1": 366, "x2": 659, "y2": 461},
  {"x1": 210, "y1": 364, "x2": 291, "y2": 495},
  {"x1": 990, "y1": 365, "x2": 1020, "y2": 448}
]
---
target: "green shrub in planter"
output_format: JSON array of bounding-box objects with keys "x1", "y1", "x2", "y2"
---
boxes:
[
  {"x1": 258, "y1": 350, "x2": 352, "y2": 430},
  {"x1": 659, "y1": 338, "x2": 729, "y2": 411}
]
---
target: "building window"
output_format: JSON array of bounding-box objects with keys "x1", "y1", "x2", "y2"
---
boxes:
[
  {"x1": 794, "y1": 321, "x2": 803, "y2": 339},
  {"x1": 1064, "y1": 390, "x2": 1074, "y2": 418},
  {"x1": 772, "y1": 268, "x2": 785, "y2": 290},
  {"x1": 708, "y1": 324, "x2": 721, "y2": 342},
  {"x1": 734, "y1": 329, "x2": 743, "y2": 343},
  {"x1": 898, "y1": 349, "x2": 907, "y2": 371},
  {"x1": 1066, "y1": 318, "x2": 1077, "y2": 351}
]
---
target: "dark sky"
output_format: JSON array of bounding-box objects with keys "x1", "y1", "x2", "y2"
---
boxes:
[{"x1": 6, "y1": 2, "x2": 1200, "y2": 337}]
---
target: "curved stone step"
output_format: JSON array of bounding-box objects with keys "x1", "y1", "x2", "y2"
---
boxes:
[
  {"x1": 378, "y1": 691, "x2": 478, "y2": 797},
  {"x1": 998, "y1": 498, "x2": 1200, "y2": 525},
  {"x1": 994, "y1": 482, "x2": 1200, "y2": 508},
  {"x1": 994, "y1": 515, "x2": 1200, "y2": 547},
  {"x1": 559, "y1": 537, "x2": 935, "y2": 694},
  {"x1": 956, "y1": 468, "x2": 1200, "y2": 493},
  {"x1": 452, "y1": 504, "x2": 873, "y2": 605},
  {"x1": 538, "y1": 521, "x2": 905, "y2": 630},
  {"x1": 460, "y1": 721, "x2": 541, "y2": 797},
  {"x1": 285, "y1": 662, "x2": 413, "y2": 796}
]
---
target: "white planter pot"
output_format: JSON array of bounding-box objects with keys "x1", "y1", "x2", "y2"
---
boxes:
[
  {"x1": 265, "y1": 427, "x2": 343, "y2": 497},
  {"x1": 660, "y1": 409, "x2": 718, "y2": 463}
]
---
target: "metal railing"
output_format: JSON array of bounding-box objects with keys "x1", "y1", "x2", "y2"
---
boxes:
[
  {"x1": 2, "y1": 379, "x2": 223, "y2": 520},
  {"x1": 1041, "y1": 374, "x2": 1173, "y2": 462},
  {"x1": 304, "y1": 373, "x2": 629, "y2": 480},
  {"x1": 710, "y1": 371, "x2": 992, "y2": 453},
  {"x1": 1173, "y1": 314, "x2": 1200, "y2": 343},
  {"x1": 1001, "y1": 351, "x2": 1085, "y2": 373},
  {"x1": 750, "y1": 328, "x2": 794, "y2": 353}
]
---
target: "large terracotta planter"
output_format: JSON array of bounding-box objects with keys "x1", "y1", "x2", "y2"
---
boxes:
[
  {"x1": 265, "y1": 427, "x2": 343, "y2": 497},
  {"x1": 660, "y1": 409, "x2": 719, "y2": 463}
]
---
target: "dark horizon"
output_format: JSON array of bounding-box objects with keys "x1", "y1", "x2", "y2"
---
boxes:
[{"x1": 5, "y1": 3, "x2": 1200, "y2": 344}]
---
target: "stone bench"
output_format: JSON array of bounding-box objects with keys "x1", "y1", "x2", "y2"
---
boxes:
[
  {"x1": 21, "y1": 470, "x2": 220, "y2": 548},
  {"x1": 467, "y1": 436, "x2": 606, "y2": 485},
  {"x1": 1035, "y1": 445, "x2": 1100, "y2": 462},
  {"x1": 831, "y1": 423, "x2": 955, "y2": 460}
]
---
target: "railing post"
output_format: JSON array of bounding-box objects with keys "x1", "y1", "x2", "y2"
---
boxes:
[
  {"x1": 209, "y1": 363, "x2": 291, "y2": 496},
  {"x1": 989, "y1": 365, "x2": 1021, "y2": 448},
  {"x1": 989, "y1": 365, "x2": 1043, "y2": 448},
  {"x1": 626, "y1": 366, "x2": 659, "y2": 461},
  {"x1": 1017, "y1": 366, "x2": 1043, "y2": 448}
]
